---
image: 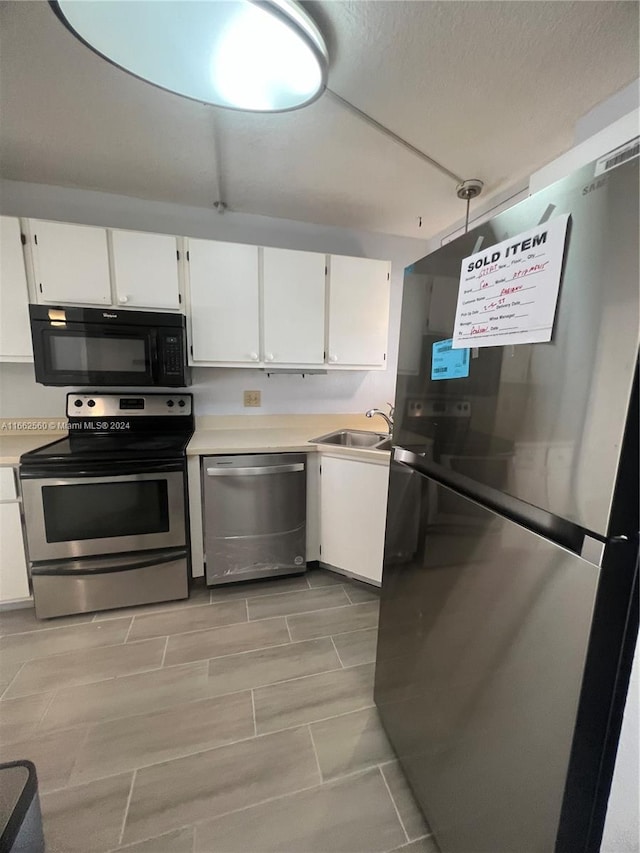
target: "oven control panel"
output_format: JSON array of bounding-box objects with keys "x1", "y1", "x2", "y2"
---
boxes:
[{"x1": 66, "y1": 393, "x2": 193, "y2": 417}]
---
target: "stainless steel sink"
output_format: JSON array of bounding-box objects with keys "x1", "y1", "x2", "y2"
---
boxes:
[{"x1": 309, "y1": 429, "x2": 390, "y2": 450}]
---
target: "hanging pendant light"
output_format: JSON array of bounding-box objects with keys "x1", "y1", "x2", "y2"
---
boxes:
[{"x1": 50, "y1": 0, "x2": 329, "y2": 112}]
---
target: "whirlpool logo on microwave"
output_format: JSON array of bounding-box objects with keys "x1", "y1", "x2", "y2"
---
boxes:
[{"x1": 102, "y1": 312, "x2": 118, "y2": 319}]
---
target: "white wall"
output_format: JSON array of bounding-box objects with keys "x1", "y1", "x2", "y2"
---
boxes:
[
  {"x1": 0, "y1": 180, "x2": 428, "y2": 417},
  {"x1": 601, "y1": 634, "x2": 640, "y2": 853}
]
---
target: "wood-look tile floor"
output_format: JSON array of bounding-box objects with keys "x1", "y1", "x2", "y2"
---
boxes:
[{"x1": 0, "y1": 568, "x2": 438, "y2": 853}]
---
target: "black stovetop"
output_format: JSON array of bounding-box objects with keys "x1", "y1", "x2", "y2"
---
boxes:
[{"x1": 21, "y1": 431, "x2": 192, "y2": 464}]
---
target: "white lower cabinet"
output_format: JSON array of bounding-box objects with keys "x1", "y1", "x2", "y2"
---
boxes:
[
  {"x1": 0, "y1": 468, "x2": 30, "y2": 603},
  {"x1": 319, "y1": 454, "x2": 389, "y2": 584}
]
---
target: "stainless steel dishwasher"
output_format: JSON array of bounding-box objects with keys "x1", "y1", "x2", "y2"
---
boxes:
[{"x1": 202, "y1": 453, "x2": 307, "y2": 586}]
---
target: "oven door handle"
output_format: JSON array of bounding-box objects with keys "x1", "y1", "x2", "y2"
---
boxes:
[
  {"x1": 31, "y1": 549, "x2": 187, "y2": 576},
  {"x1": 20, "y1": 460, "x2": 184, "y2": 479}
]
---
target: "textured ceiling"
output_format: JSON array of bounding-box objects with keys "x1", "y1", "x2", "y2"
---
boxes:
[{"x1": 0, "y1": 1, "x2": 638, "y2": 237}]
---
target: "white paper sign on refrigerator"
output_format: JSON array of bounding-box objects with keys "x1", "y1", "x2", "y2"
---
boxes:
[{"x1": 452, "y1": 213, "x2": 570, "y2": 349}]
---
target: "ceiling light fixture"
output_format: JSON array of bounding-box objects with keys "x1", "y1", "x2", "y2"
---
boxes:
[{"x1": 50, "y1": 0, "x2": 329, "y2": 112}]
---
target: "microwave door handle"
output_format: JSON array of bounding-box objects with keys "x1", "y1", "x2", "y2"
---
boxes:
[{"x1": 149, "y1": 332, "x2": 160, "y2": 383}]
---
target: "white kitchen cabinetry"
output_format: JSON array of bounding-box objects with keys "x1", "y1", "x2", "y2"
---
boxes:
[
  {"x1": 28, "y1": 219, "x2": 112, "y2": 305},
  {"x1": 0, "y1": 216, "x2": 32, "y2": 362},
  {"x1": 110, "y1": 229, "x2": 180, "y2": 310},
  {"x1": 319, "y1": 454, "x2": 389, "y2": 584},
  {"x1": 0, "y1": 467, "x2": 30, "y2": 603},
  {"x1": 327, "y1": 255, "x2": 390, "y2": 368},
  {"x1": 187, "y1": 239, "x2": 260, "y2": 364},
  {"x1": 262, "y1": 247, "x2": 326, "y2": 365}
]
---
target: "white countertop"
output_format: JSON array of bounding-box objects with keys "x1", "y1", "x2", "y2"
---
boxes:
[
  {"x1": 0, "y1": 422, "x2": 67, "y2": 465},
  {"x1": 187, "y1": 414, "x2": 391, "y2": 463},
  {"x1": 0, "y1": 414, "x2": 392, "y2": 465}
]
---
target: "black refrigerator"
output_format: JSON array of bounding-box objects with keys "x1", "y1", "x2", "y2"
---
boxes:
[{"x1": 374, "y1": 152, "x2": 639, "y2": 853}]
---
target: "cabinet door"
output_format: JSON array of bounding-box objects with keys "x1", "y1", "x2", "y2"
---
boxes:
[
  {"x1": 0, "y1": 502, "x2": 30, "y2": 602},
  {"x1": 111, "y1": 230, "x2": 180, "y2": 310},
  {"x1": 320, "y1": 455, "x2": 389, "y2": 584},
  {"x1": 30, "y1": 219, "x2": 111, "y2": 305},
  {"x1": 263, "y1": 247, "x2": 325, "y2": 365},
  {"x1": 327, "y1": 255, "x2": 390, "y2": 367},
  {"x1": 0, "y1": 216, "x2": 32, "y2": 361},
  {"x1": 188, "y1": 240, "x2": 260, "y2": 364}
]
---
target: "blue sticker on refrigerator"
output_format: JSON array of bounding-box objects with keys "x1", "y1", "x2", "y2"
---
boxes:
[{"x1": 431, "y1": 338, "x2": 470, "y2": 380}]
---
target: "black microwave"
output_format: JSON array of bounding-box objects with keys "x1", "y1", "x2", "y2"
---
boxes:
[{"x1": 29, "y1": 305, "x2": 190, "y2": 387}]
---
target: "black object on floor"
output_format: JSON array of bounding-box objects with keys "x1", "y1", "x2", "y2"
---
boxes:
[{"x1": 0, "y1": 760, "x2": 45, "y2": 853}]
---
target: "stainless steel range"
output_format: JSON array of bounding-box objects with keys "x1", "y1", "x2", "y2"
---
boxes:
[{"x1": 20, "y1": 393, "x2": 194, "y2": 619}]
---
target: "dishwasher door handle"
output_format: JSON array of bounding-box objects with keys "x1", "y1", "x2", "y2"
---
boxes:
[{"x1": 206, "y1": 463, "x2": 305, "y2": 477}]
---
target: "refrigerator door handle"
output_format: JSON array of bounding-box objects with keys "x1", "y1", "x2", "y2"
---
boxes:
[{"x1": 393, "y1": 446, "x2": 585, "y2": 555}]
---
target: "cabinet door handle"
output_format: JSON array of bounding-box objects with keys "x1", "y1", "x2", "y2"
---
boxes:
[
  {"x1": 206, "y1": 463, "x2": 304, "y2": 477},
  {"x1": 265, "y1": 353, "x2": 275, "y2": 362},
  {"x1": 249, "y1": 352, "x2": 259, "y2": 361},
  {"x1": 329, "y1": 354, "x2": 338, "y2": 363},
  {"x1": 119, "y1": 296, "x2": 129, "y2": 304}
]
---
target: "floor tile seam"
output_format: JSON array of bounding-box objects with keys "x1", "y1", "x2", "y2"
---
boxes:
[
  {"x1": 179, "y1": 780, "x2": 330, "y2": 848},
  {"x1": 0, "y1": 660, "x2": 27, "y2": 700},
  {"x1": 194, "y1": 633, "x2": 350, "y2": 668},
  {"x1": 118, "y1": 769, "x2": 138, "y2": 848},
  {"x1": 68, "y1": 727, "x2": 257, "y2": 789},
  {"x1": 3, "y1": 634, "x2": 165, "y2": 667},
  {"x1": 379, "y1": 763, "x2": 411, "y2": 845},
  {"x1": 391, "y1": 833, "x2": 435, "y2": 851},
  {"x1": 57, "y1": 722, "x2": 320, "y2": 796},
  {"x1": 127, "y1": 613, "x2": 251, "y2": 644},
  {"x1": 122, "y1": 616, "x2": 135, "y2": 644},
  {"x1": 343, "y1": 584, "x2": 362, "y2": 605},
  {"x1": 327, "y1": 621, "x2": 380, "y2": 641},
  {"x1": 0, "y1": 715, "x2": 92, "y2": 753},
  {"x1": 37, "y1": 656, "x2": 352, "y2": 733},
  {"x1": 47, "y1": 657, "x2": 204, "y2": 708},
  {"x1": 64, "y1": 686, "x2": 257, "y2": 745},
  {"x1": 218, "y1": 583, "x2": 321, "y2": 605},
  {"x1": 4, "y1": 660, "x2": 168, "y2": 701},
  {"x1": 0, "y1": 617, "x2": 96, "y2": 638},
  {"x1": 306, "y1": 723, "x2": 325, "y2": 785},
  {"x1": 149, "y1": 606, "x2": 374, "y2": 652},
  {"x1": 64, "y1": 723, "x2": 94, "y2": 787},
  {"x1": 251, "y1": 660, "x2": 368, "y2": 698},
  {"x1": 95, "y1": 599, "x2": 214, "y2": 624},
  {"x1": 250, "y1": 688, "x2": 257, "y2": 737},
  {"x1": 284, "y1": 615, "x2": 293, "y2": 642},
  {"x1": 288, "y1": 621, "x2": 378, "y2": 644},
  {"x1": 255, "y1": 698, "x2": 377, "y2": 737},
  {"x1": 104, "y1": 822, "x2": 195, "y2": 853},
  {"x1": 155, "y1": 613, "x2": 293, "y2": 647},
  {"x1": 329, "y1": 635, "x2": 345, "y2": 668},
  {"x1": 246, "y1": 591, "x2": 354, "y2": 622},
  {"x1": 188, "y1": 766, "x2": 386, "y2": 843},
  {"x1": 129, "y1": 597, "x2": 248, "y2": 631},
  {"x1": 254, "y1": 599, "x2": 373, "y2": 624},
  {"x1": 160, "y1": 636, "x2": 169, "y2": 667},
  {"x1": 0, "y1": 616, "x2": 133, "y2": 642}
]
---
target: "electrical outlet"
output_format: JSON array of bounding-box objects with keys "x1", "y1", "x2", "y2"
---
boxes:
[{"x1": 244, "y1": 390, "x2": 261, "y2": 407}]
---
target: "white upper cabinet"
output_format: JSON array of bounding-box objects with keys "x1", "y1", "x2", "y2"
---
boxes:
[
  {"x1": 111, "y1": 230, "x2": 180, "y2": 310},
  {"x1": 187, "y1": 239, "x2": 260, "y2": 364},
  {"x1": 0, "y1": 216, "x2": 32, "y2": 362},
  {"x1": 29, "y1": 219, "x2": 111, "y2": 305},
  {"x1": 327, "y1": 255, "x2": 390, "y2": 367},
  {"x1": 262, "y1": 247, "x2": 325, "y2": 365}
]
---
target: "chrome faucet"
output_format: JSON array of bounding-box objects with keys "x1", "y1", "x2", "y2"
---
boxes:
[{"x1": 365, "y1": 403, "x2": 394, "y2": 432}]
